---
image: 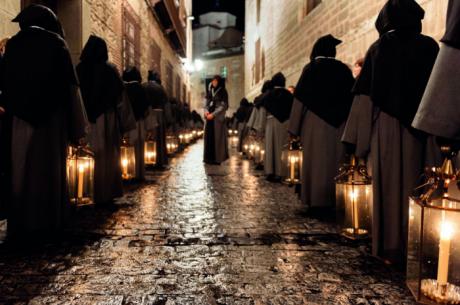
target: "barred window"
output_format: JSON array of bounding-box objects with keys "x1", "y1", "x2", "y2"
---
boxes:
[{"x1": 123, "y1": 7, "x2": 140, "y2": 70}]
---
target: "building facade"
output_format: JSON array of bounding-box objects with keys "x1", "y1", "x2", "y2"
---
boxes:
[
  {"x1": 245, "y1": 0, "x2": 449, "y2": 100},
  {"x1": 1, "y1": 0, "x2": 192, "y2": 103}
]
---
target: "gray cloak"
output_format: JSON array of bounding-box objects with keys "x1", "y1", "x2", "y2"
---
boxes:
[{"x1": 289, "y1": 98, "x2": 345, "y2": 207}]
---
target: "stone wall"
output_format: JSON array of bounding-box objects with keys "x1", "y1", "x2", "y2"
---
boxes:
[
  {"x1": 245, "y1": 0, "x2": 449, "y2": 100},
  {"x1": 0, "y1": 0, "x2": 20, "y2": 40}
]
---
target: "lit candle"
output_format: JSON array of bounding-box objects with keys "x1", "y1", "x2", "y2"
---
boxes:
[
  {"x1": 77, "y1": 163, "x2": 85, "y2": 199},
  {"x1": 290, "y1": 156, "x2": 296, "y2": 181},
  {"x1": 122, "y1": 158, "x2": 129, "y2": 178},
  {"x1": 350, "y1": 190, "x2": 359, "y2": 230},
  {"x1": 437, "y1": 221, "x2": 454, "y2": 287}
]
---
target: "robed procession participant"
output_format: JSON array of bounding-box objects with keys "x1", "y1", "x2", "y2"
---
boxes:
[
  {"x1": 203, "y1": 75, "x2": 229, "y2": 165},
  {"x1": 413, "y1": 0, "x2": 460, "y2": 140},
  {"x1": 1, "y1": 4, "x2": 88, "y2": 239},
  {"x1": 289, "y1": 34, "x2": 354, "y2": 208},
  {"x1": 143, "y1": 71, "x2": 169, "y2": 169},
  {"x1": 263, "y1": 72, "x2": 293, "y2": 181},
  {"x1": 342, "y1": 0, "x2": 439, "y2": 264},
  {"x1": 76, "y1": 35, "x2": 128, "y2": 204},
  {"x1": 123, "y1": 67, "x2": 150, "y2": 181},
  {"x1": 234, "y1": 98, "x2": 253, "y2": 152}
]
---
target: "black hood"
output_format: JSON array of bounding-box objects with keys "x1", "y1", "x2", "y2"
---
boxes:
[
  {"x1": 80, "y1": 35, "x2": 109, "y2": 63},
  {"x1": 310, "y1": 34, "x2": 342, "y2": 60},
  {"x1": 123, "y1": 66, "x2": 142, "y2": 83},
  {"x1": 375, "y1": 0, "x2": 424, "y2": 36},
  {"x1": 13, "y1": 4, "x2": 64, "y2": 37},
  {"x1": 271, "y1": 72, "x2": 286, "y2": 87}
]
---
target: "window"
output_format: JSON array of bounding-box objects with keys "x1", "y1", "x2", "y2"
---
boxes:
[
  {"x1": 175, "y1": 74, "x2": 181, "y2": 99},
  {"x1": 165, "y1": 63, "x2": 173, "y2": 97},
  {"x1": 255, "y1": 39, "x2": 260, "y2": 84},
  {"x1": 150, "y1": 41, "x2": 162, "y2": 73},
  {"x1": 123, "y1": 7, "x2": 140, "y2": 70},
  {"x1": 256, "y1": 0, "x2": 261, "y2": 23},
  {"x1": 220, "y1": 66, "x2": 228, "y2": 78},
  {"x1": 305, "y1": 0, "x2": 321, "y2": 15}
]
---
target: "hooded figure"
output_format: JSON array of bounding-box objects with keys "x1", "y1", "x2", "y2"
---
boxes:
[
  {"x1": 246, "y1": 80, "x2": 273, "y2": 156},
  {"x1": 288, "y1": 34, "x2": 354, "y2": 208},
  {"x1": 234, "y1": 98, "x2": 253, "y2": 152},
  {"x1": 77, "y1": 35, "x2": 134, "y2": 204},
  {"x1": 143, "y1": 70, "x2": 169, "y2": 169},
  {"x1": 203, "y1": 75, "x2": 229, "y2": 164},
  {"x1": 341, "y1": 0, "x2": 439, "y2": 264},
  {"x1": 413, "y1": 0, "x2": 460, "y2": 139},
  {"x1": 123, "y1": 66, "x2": 150, "y2": 180},
  {"x1": 262, "y1": 72, "x2": 290, "y2": 181},
  {"x1": 0, "y1": 4, "x2": 88, "y2": 239}
]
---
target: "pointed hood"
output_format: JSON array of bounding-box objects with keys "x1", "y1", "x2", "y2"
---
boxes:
[
  {"x1": 13, "y1": 4, "x2": 64, "y2": 37},
  {"x1": 310, "y1": 34, "x2": 342, "y2": 60},
  {"x1": 80, "y1": 35, "x2": 109, "y2": 63},
  {"x1": 375, "y1": 0, "x2": 424, "y2": 36}
]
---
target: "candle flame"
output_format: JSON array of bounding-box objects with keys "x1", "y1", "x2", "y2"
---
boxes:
[
  {"x1": 349, "y1": 191, "x2": 358, "y2": 201},
  {"x1": 122, "y1": 159, "x2": 129, "y2": 167},
  {"x1": 441, "y1": 221, "x2": 454, "y2": 240}
]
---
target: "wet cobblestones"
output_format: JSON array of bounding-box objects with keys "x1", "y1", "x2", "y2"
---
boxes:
[{"x1": 0, "y1": 142, "x2": 415, "y2": 304}]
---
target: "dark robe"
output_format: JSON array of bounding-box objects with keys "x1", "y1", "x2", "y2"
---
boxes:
[
  {"x1": 0, "y1": 53, "x2": 10, "y2": 220},
  {"x1": 235, "y1": 99, "x2": 254, "y2": 152},
  {"x1": 143, "y1": 80, "x2": 169, "y2": 167},
  {"x1": 413, "y1": 0, "x2": 460, "y2": 139},
  {"x1": 289, "y1": 35, "x2": 353, "y2": 207},
  {"x1": 1, "y1": 6, "x2": 88, "y2": 238},
  {"x1": 342, "y1": 0, "x2": 439, "y2": 263},
  {"x1": 204, "y1": 86, "x2": 229, "y2": 164},
  {"x1": 123, "y1": 67, "x2": 150, "y2": 180},
  {"x1": 76, "y1": 35, "x2": 125, "y2": 204}
]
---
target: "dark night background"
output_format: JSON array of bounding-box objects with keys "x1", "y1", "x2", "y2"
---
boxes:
[{"x1": 192, "y1": 0, "x2": 245, "y2": 32}]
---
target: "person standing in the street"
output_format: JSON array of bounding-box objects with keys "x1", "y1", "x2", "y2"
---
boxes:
[
  {"x1": 123, "y1": 67, "x2": 150, "y2": 181},
  {"x1": 203, "y1": 75, "x2": 229, "y2": 165},
  {"x1": 1, "y1": 4, "x2": 88, "y2": 240},
  {"x1": 143, "y1": 71, "x2": 169, "y2": 170},
  {"x1": 342, "y1": 0, "x2": 439, "y2": 264},
  {"x1": 76, "y1": 35, "x2": 129, "y2": 205},
  {"x1": 289, "y1": 34, "x2": 354, "y2": 209},
  {"x1": 263, "y1": 72, "x2": 293, "y2": 182}
]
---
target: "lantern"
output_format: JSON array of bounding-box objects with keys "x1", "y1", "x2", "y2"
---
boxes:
[
  {"x1": 281, "y1": 140, "x2": 303, "y2": 185},
  {"x1": 120, "y1": 138, "x2": 136, "y2": 180},
  {"x1": 335, "y1": 155, "x2": 372, "y2": 240},
  {"x1": 166, "y1": 136, "x2": 176, "y2": 155},
  {"x1": 407, "y1": 147, "x2": 460, "y2": 305},
  {"x1": 144, "y1": 139, "x2": 157, "y2": 167},
  {"x1": 67, "y1": 145, "x2": 95, "y2": 206}
]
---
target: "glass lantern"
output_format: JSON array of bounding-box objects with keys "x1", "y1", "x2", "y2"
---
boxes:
[
  {"x1": 120, "y1": 138, "x2": 136, "y2": 180},
  {"x1": 407, "y1": 148, "x2": 460, "y2": 305},
  {"x1": 166, "y1": 136, "x2": 176, "y2": 155},
  {"x1": 335, "y1": 155, "x2": 372, "y2": 240},
  {"x1": 144, "y1": 139, "x2": 157, "y2": 167},
  {"x1": 67, "y1": 145, "x2": 95, "y2": 206},
  {"x1": 281, "y1": 140, "x2": 303, "y2": 185}
]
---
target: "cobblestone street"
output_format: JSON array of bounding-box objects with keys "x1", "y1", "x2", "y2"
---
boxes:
[{"x1": 0, "y1": 142, "x2": 415, "y2": 305}]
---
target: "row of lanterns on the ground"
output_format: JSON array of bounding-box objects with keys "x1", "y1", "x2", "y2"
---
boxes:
[
  {"x1": 232, "y1": 129, "x2": 460, "y2": 304},
  {"x1": 67, "y1": 129, "x2": 204, "y2": 207}
]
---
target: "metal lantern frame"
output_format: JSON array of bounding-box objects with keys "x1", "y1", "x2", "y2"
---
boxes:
[
  {"x1": 335, "y1": 155, "x2": 372, "y2": 240},
  {"x1": 282, "y1": 140, "x2": 303, "y2": 185},
  {"x1": 407, "y1": 148, "x2": 460, "y2": 305},
  {"x1": 67, "y1": 145, "x2": 95, "y2": 206},
  {"x1": 121, "y1": 138, "x2": 136, "y2": 181},
  {"x1": 144, "y1": 133, "x2": 157, "y2": 167}
]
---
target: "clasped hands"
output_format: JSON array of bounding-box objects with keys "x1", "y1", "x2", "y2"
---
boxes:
[{"x1": 204, "y1": 112, "x2": 214, "y2": 121}]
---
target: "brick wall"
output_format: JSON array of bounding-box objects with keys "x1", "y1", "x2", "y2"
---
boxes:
[{"x1": 245, "y1": 0, "x2": 449, "y2": 100}]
